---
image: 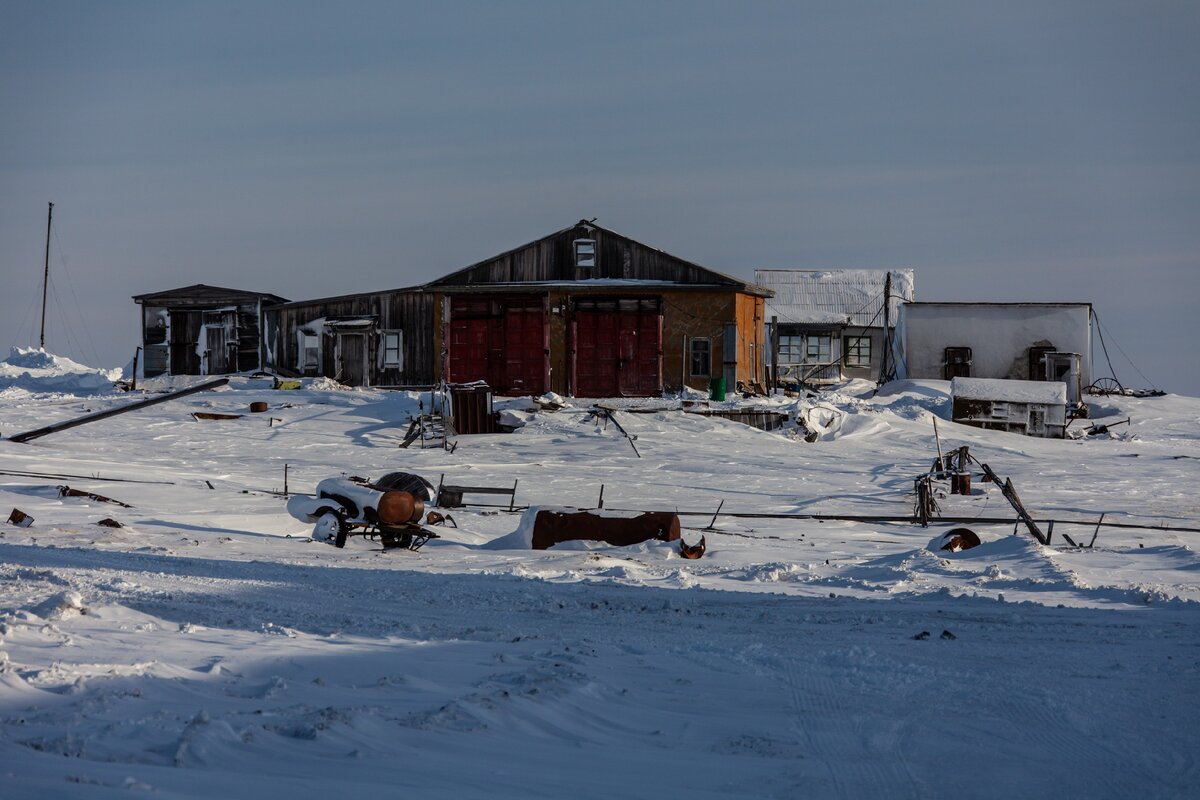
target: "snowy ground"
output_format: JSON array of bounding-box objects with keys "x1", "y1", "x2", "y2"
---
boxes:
[{"x1": 1, "y1": 353, "x2": 1197, "y2": 798}]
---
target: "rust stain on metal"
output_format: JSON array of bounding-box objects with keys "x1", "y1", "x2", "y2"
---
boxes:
[
  {"x1": 7, "y1": 508, "x2": 33, "y2": 527},
  {"x1": 940, "y1": 527, "x2": 981, "y2": 552},
  {"x1": 377, "y1": 491, "x2": 425, "y2": 525},
  {"x1": 191, "y1": 412, "x2": 243, "y2": 421},
  {"x1": 679, "y1": 535, "x2": 706, "y2": 559},
  {"x1": 530, "y1": 509, "x2": 680, "y2": 550},
  {"x1": 249, "y1": 401, "x2": 269, "y2": 413}
]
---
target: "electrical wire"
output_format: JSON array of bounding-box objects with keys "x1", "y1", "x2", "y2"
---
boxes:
[{"x1": 1093, "y1": 310, "x2": 1156, "y2": 389}]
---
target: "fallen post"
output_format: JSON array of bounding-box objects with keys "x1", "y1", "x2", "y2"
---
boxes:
[
  {"x1": 0, "y1": 469, "x2": 174, "y2": 485},
  {"x1": 979, "y1": 463, "x2": 1050, "y2": 545},
  {"x1": 8, "y1": 378, "x2": 231, "y2": 444},
  {"x1": 57, "y1": 485, "x2": 132, "y2": 508}
]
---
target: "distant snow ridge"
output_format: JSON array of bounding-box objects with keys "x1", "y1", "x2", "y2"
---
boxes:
[{"x1": 0, "y1": 346, "x2": 117, "y2": 395}]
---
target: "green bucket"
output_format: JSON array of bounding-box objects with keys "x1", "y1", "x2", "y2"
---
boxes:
[{"x1": 709, "y1": 376, "x2": 726, "y2": 401}]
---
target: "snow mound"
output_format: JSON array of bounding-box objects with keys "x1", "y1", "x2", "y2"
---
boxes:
[
  {"x1": 30, "y1": 591, "x2": 88, "y2": 620},
  {"x1": 0, "y1": 347, "x2": 118, "y2": 395}
]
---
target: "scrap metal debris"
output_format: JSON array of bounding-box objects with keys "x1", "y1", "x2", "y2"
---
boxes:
[
  {"x1": 679, "y1": 535, "x2": 706, "y2": 559},
  {"x1": 425, "y1": 511, "x2": 456, "y2": 527},
  {"x1": 96, "y1": 518, "x2": 123, "y2": 528},
  {"x1": 57, "y1": 485, "x2": 132, "y2": 508},
  {"x1": 287, "y1": 476, "x2": 440, "y2": 551},
  {"x1": 588, "y1": 404, "x2": 641, "y2": 457},
  {"x1": 191, "y1": 412, "x2": 243, "y2": 421},
  {"x1": 7, "y1": 508, "x2": 33, "y2": 527},
  {"x1": 529, "y1": 508, "x2": 679, "y2": 550},
  {"x1": 939, "y1": 527, "x2": 981, "y2": 552}
]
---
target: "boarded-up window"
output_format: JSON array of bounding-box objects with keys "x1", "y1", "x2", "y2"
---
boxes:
[
  {"x1": 690, "y1": 338, "x2": 711, "y2": 377},
  {"x1": 381, "y1": 330, "x2": 403, "y2": 369},
  {"x1": 845, "y1": 336, "x2": 871, "y2": 367}
]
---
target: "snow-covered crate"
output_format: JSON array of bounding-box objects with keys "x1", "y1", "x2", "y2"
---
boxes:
[{"x1": 951, "y1": 377, "x2": 1068, "y2": 438}]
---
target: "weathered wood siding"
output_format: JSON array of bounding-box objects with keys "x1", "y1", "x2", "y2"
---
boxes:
[
  {"x1": 430, "y1": 222, "x2": 749, "y2": 288},
  {"x1": 263, "y1": 290, "x2": 434, "y2": 387}
]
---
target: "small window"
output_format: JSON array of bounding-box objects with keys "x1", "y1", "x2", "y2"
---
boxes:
[
  {"x1": 845, "y1": 336, "x2": 872, "y2": 367},
  {"x1": 690, "y1": 338, "x2": 711, "y2": 377},
  {"x1": 944, "y1": 347, "x2": 972, "y2": 380},
  {"x1": 298, "y1": 331, "x2": 320, "y2": 373},
  {"x1": 574, "y1": 238, "x2": 597, "y2": 273},
  {"x1": 991, "y1": 402, "x2": 1009, "y2": 418},
  {"x1": 381, "y1": 330, "x2": 403, "y2": 369}
]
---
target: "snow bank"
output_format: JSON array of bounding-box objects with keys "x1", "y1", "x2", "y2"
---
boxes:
[{"x1": 0, "y1": 347, "x2": 118, "y2": 395}]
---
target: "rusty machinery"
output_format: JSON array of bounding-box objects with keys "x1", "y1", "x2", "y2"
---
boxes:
[{"x1": 287, "y1": 474, "x2": 440, "y2": 550}]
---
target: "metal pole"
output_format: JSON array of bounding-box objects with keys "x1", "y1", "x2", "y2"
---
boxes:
[
  {"x1": 9, "y1": 378, "x2": 230, "y2": 443},
  {"x1": 40, "y1": 202, "x2": 53, "y2": 349}
]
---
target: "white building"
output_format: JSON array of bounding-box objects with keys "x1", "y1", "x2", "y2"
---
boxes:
[
  {"x1": 755, "y1": 269, "x2": 915, "y2": 386},
  {"x1": 896, "y1": 302, "x2": 1092, "y2": 389}
]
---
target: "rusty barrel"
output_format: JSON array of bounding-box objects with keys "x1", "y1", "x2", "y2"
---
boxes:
[
  {"x1": 530, "y1": 509, "x2": 681, "y2": 550},
  {"x1": 249, "y1": 401, "x2": 269, "y2": 413},
  {"x1": 377, "y1": 490, "x2": 425, "y2": 525},
  {"x1": 951, "y1": 473, "x2": 972, "y2": 495}
]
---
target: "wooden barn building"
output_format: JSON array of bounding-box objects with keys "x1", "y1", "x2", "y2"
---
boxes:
[
  {"x1": 428, "y1": 220, "x2": 771, "y2": 397},
  {"x1": 132, "y1": 284, "x2": 287, "y2": 377},
  {"x1": 260, "y1": 289, "x2": 435, "y2": 388}
]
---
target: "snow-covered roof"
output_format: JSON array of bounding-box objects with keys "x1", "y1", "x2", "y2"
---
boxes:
[
  {"x1": 951, "y1": 377, "x2": 1067, "y2": 404},
  {"x1": 754, "y1": 269, "x2": 914, "y2": 327}
]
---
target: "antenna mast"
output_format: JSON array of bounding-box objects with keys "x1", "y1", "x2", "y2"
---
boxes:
[{"x1": 40, "y1": 202, "x2": 54, "y2": 350}]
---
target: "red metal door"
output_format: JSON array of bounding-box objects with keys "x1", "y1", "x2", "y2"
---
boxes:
[
  {"x1": 634, "y1": 310, "x2": 663, "y2": 394},
  {"x1": 575, "y1": 310, "x2": 619, "y2": 397},
  {"x1": 503, "y1": 306, "x2": 546, "y2": 395},
  {"x1": 448, "y1": 296, "x2": 545, "y2": 395},
  {"x1": 448, "y1": 316, "x2": 490, "y2": 384},
  {"x1": 574, "y1": 300, "x2": 662, "y2": 397}
]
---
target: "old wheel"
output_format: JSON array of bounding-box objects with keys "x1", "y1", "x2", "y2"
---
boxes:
[
  {"x1": 1088, "y1": 377, "x2": 1124, "y2": 396},
  {"x1": 312, "y1": 510, "x2": 349, "y2": 548},
  {"x1": 375, "y1": 471, "x2": 436, "y2": 502}
]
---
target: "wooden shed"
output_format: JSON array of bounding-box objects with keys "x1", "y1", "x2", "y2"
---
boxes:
[
  {"x1": 261, "y1": 288, "x2": 435, "y2": 387},
  {"x1": 132, "y1": 284, "x2": 287, "y2": 377},
  {"x1": 427, "y1": 220, "x2": 771, "y2": 397}
]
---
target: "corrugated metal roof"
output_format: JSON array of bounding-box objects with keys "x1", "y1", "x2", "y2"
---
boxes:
[{"x1": 754, "y1": 269, "x2": 915, "y2": 327}]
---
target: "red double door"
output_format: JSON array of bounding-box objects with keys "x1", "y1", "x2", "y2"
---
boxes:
[
  {"x1": 448, "y1": 296, "x2": 547, "y2": 395},
  {"x1": 573, "y1": 299, "x2": 663, "y2": 397}
]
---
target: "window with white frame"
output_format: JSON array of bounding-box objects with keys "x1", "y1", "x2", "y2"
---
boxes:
[
  {"x1": 778, "y1": 335, "x2": 805, "y2": 364},
  {"x1": 574, "y1": 238, "x2": 597, "y2": 276},
  {"x1": 381, "y1": 330, "x2": 403, "y2": 369},
  {"x1": 805, "y1": 334, "x2": 832, "y2": 363},
  {"x1": 298, "y1": 330, "x2": 320, "y2": 373},
  {"x1": 845, "y1": 336, "x2": 872, "y2": 367},
  {"x1": 690, "y1": 338, "x2": 711, "y2": 377}
]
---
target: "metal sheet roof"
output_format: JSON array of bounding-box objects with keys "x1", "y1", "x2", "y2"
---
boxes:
[{"x1": 754, "y1": 269, "x2": 914, "y2": 327}]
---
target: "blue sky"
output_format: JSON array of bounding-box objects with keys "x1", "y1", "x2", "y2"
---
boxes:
[{"x1": 2, "y1": 1, "x2": 1197, "y2": 393}]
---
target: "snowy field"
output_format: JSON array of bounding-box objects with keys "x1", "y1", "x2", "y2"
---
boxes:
[{"x1": 1, "y1": 349, "x2": 1198, "y2": 798}]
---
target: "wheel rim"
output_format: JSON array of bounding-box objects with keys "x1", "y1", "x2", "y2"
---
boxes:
[{"x1": 312, "y1": 511, "x2": 342, "y2": 543}]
